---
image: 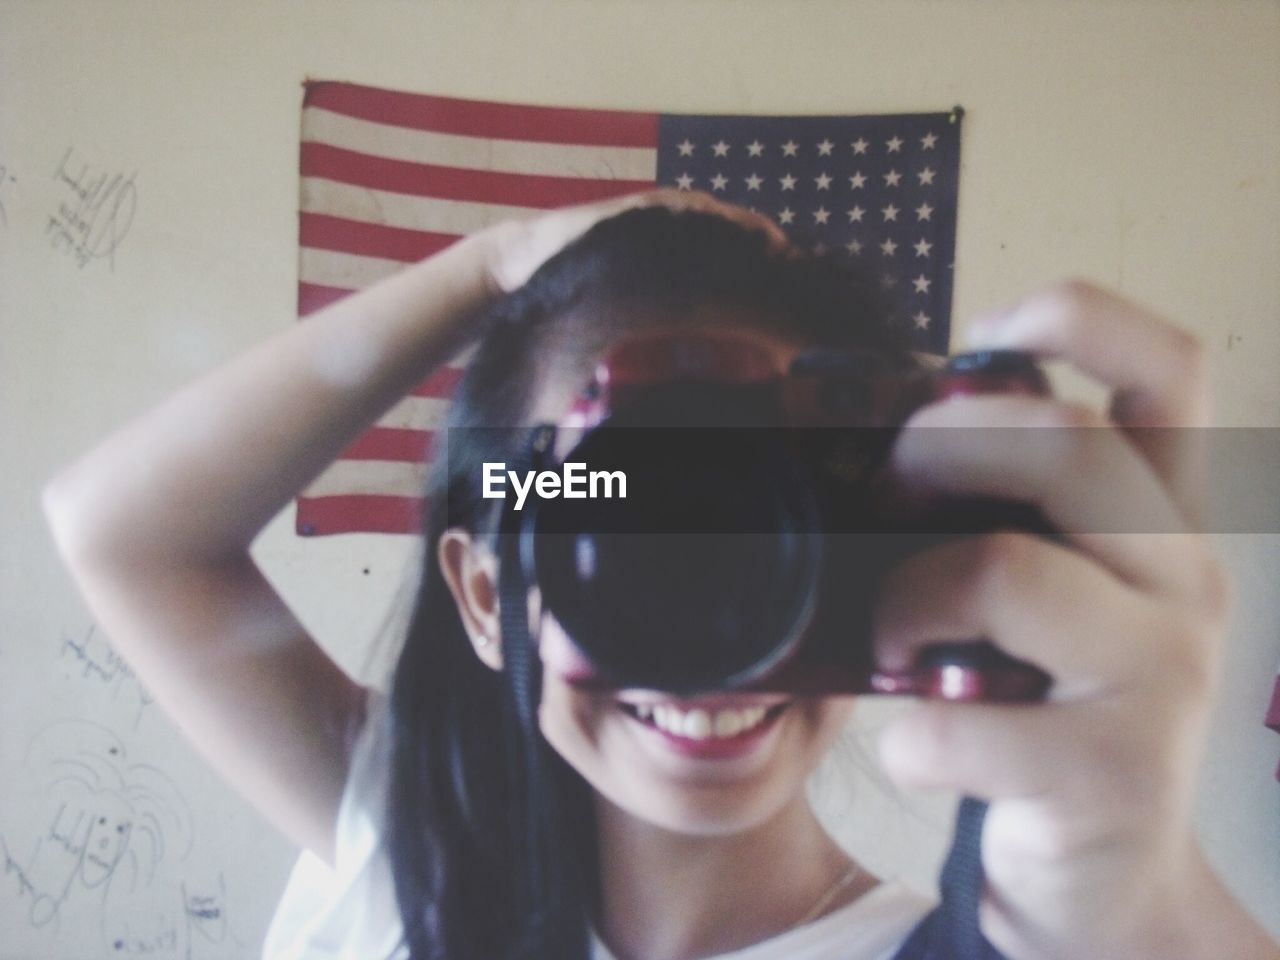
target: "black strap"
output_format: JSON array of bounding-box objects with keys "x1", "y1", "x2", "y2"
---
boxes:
[
  {"x1": 888, "y1": 797, "x2": 1007, "y2": 960},
  {"x1": 496, "y1": 426, "x2": 560, "y2": 925}
]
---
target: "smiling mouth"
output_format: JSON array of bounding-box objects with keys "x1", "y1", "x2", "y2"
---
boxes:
[{"x1": 617, "y1": 700, "x2": 790, "y2": 741}]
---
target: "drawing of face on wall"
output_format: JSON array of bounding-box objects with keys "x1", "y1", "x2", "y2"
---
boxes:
[
  {"x1": 3, "y1": 719, "x2": 192, "y2": 933},
  {"x1": 59, "y1": 794, "x2": 134, "y2": 890}
]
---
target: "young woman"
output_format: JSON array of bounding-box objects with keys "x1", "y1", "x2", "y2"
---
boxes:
[{"x1": 42, "y1": 190, "x2": 1278, "y2": 960}]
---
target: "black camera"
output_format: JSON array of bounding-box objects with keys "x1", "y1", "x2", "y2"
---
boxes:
[{"x1": 511, "y1": 333, "x2": 1053, "y2": 702}]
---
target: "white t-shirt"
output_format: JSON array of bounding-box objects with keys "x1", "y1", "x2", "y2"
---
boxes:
[
  {"x1": 589, "y1": 881, "x2": 933, "y2": 960},
  {"x1": 262, "y1": 693, "x2": 934, "y2": 960}
]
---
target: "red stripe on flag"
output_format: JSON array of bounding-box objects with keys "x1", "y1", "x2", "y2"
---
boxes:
[
  {"x1": 411, "y1": 366, "x2": 465, "y2": 399},
  {"x1": 300, "y1": 212, "x2": 457, "y2": 263},
  {"x1": 303, "y1": 81, "x2": 659, "y2": 148},
  {"x1": 296, "y1": 495, "x2": 424, "y2": 536},
  {"x1": 338, "y1": 427, "x2": 433, "y2": 463},
  {"x1": 298, "y1": 282, "x2": 355, "y2": 316},
  {"x1": 300, "y1": 141, "x2": 651, "y2": 208}
]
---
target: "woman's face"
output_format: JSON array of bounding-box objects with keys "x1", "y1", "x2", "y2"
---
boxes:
[
  {"x1": 537, "y1": 611, "x2": 856, "y2": 836},
  {"x1": 448, "y1": 313, "x2": 858, "y2": 836}
]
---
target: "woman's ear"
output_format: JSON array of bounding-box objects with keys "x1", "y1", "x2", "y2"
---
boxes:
[{"x1": 437, "y1": 529, "x2": 503, "y2": 670}]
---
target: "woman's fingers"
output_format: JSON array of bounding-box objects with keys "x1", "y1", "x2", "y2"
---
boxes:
[
  {"x1": 872, "y1": 533, "x2": 1176, "y2": 700},
  {"x1": 876, "y1": 694, "x2": 1203, "y2": 812},
  {"x1": 890, "y1": 394, "x2": 1226, "y2": 602},
  {"x1": 873, "y1": 534, "x2": 1219, "y2": 796},
  {"x1": 876, "y1": 697, "x2": 1104, "y2": 799},
  {"x1": 966, "y1": 280, "x2": 1211, "y2": 522},
  {"x1": 967, "y1": 280, "x2": 1211, "y2": 428}
]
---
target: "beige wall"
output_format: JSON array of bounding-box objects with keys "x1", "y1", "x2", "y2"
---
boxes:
[{"x1": 2, "y1": 1, "x2": 1276, "y2": 955}]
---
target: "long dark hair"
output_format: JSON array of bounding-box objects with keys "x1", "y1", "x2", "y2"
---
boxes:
[{"x1": 384, "y1": 207, "x2": 916, "y2": 960}]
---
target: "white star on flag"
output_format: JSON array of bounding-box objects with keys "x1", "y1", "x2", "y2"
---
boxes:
[
  {"x1": 847, "y1": 206, "x2": 865, "y2": 223},
  {"x1": 915, "y1": 202, "x2": 934, "y2": 221},
  {"x1": 678, "y1": 139, "x2": 695, "y2": 156},
  {"x1": 782, "y1": 140, "x2": 799, "y2": 157},
  {"x1": 815, "y1": 172, "x2": 832, "y2": 190},
  {"x1": 886, "y1": 135, "x2": 904, "y2": 153},
  {"x1": 918, "y1": 167, "x2": 936, "y2": 185},
  {"x1": 882, "y1": 204, "x2": 900, "y2": 222},
  {"x1": 676, "y1": 173, "x2": 694, "y2": 190},
  {"x1": 817, "y1": 139, "x2": 834, "y2": 156},
  {"x1": 849, "y1": 172, "x2": 867, "y2": 189},
  {"x1": 712, "y1": 140, "x2": 730, "y2": 157},
  {"x1": 710, "y1": 173, "x2": 728, "y2": 191},
  {"x1": 883, "y1": 169, "x2": 902, "y2": 187},
  {"x1": 921, "y1": 132, "x2": 938, "y2": 150},
  {"x1": 780, "y1": 173, "x2": 797, "y2": 190},
  {"x1": 813, "y1": 207, "x2": 831, "y2": 225},
  {"x1": 880, "y1": 238, "x2": 898, "y2": 256},
  {"x1": 914, "y1": 238, "x2": 932, "y2": 257},
  {"x1": 745, "y1": 173, "x2": 763, "y2": 191},
  {"x1": 912, "y1": 274, "x2": 932, "y2": 293},
  {"x1": 852, "y1": 138, "x2": 869, "y2": 155},
  {"x1": 778, "y1": 207, "x2": 796, "y2": 224},
  {"x1": 846, "y1": 239, "x2": 863, "y2": 254},
  {"x1": 913, "y1": 311, "x2": 931, "y2": 329},
  {"x1": 747, "y1": 140, "x2": 764, "y2": 157}
]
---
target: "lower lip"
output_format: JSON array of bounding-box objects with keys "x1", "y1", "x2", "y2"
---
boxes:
[{"x1": 620, "y1": 704, "x2": 788, "y2": 760}]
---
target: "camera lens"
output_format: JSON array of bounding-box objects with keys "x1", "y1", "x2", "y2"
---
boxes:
[{"x1": 525, "y1": 428, "x2": 820, "y2": 692}]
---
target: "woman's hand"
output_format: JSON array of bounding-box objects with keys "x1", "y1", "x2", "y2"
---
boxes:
[
  {"x1": 473, "y1": 188, "x2": 787, "y2": 295},
  {"x1": 873, "y1": 281, "x2": 1277, "y2": 959}
]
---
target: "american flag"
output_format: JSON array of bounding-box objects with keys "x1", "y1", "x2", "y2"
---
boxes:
[{"x1": 296, "y1": 80, "x2": 962, "y2": 537}]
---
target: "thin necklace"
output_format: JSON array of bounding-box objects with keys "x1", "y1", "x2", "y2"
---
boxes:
[{"x1": 793, "y1": 863, "x2": 864, "y2": 928}]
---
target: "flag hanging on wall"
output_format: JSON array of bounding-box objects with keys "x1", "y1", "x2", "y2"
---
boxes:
[{"x1": 295, "y1": 80, "x2": 963, "y2": 537}]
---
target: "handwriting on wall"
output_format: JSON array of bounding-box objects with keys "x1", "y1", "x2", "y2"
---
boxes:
[
  {"x1": 0, "y1": 720, "x2": 244, "y2": 956},
  {"x1": 60, "y1": 625, "x2": 154, "y2": 726},
  {"x1": 47, "y1": 147, "x2": 137, "y2": 270}
]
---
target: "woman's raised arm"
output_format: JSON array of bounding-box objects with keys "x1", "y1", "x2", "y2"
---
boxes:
[{"x1": 40, "y1": 228, "x2": 501, "y2": 862}]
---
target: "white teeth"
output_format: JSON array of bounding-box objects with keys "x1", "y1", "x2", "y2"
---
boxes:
[
  {"x1": 714, "y1": 710, "x2": 743, "y2": 738},
  {"x1": 683, "y1": 709, "x2": 711, "y2": 739},
  {"x1": 634, "y1": 703, "x2": 776, "y2": 739}
]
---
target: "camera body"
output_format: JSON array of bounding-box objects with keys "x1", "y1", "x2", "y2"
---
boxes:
[{"x1": 518, "y1": 332, "x2": 1053, "y2": 702}]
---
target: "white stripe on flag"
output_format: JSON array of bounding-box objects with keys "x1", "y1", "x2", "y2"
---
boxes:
[
  {"x1": 300, "y1": 177, "x2": 546, "y2": 235},
  {"x1": 299, "y1": 246, "x2": 408, "y2": 291},
  {"x1": 303, "y1": 459, "x2": 428, "y2": 499},
  {"x1": 302, "y1": 106, "x2": 658, "y2": 180},
  {"x1": 375, "y1": 395, "x2": 451, "y2": 432}
]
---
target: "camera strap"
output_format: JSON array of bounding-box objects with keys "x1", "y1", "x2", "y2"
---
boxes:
[
  {"x1": 495, "y1": 426, "x2": 565, "y2": 937},
  {"x1": 887, "y1": 796, "x2": 1008, "y2": 960}
]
